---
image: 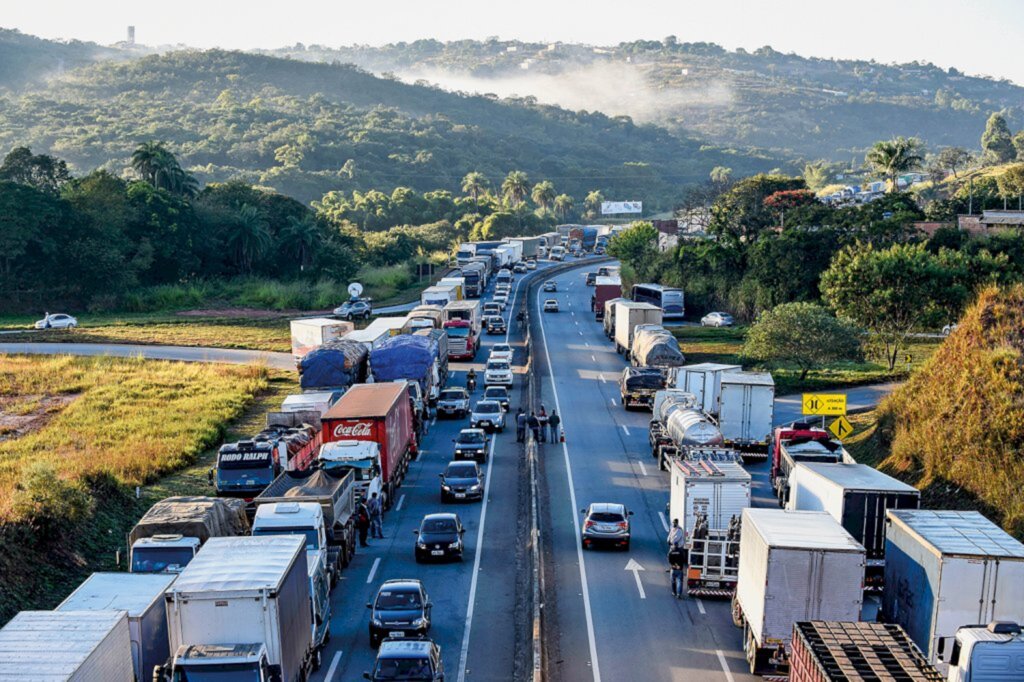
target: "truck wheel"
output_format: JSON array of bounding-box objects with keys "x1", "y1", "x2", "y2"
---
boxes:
[
  {"x1": 731, "y1": 593, "x2": 744, "y2": 628},
  {"x1": 311, "y1": 647, "x2": 322, "y2": 672},
  {"x1": 340, "y1": 541, "x2": 350, "y2": 568}
]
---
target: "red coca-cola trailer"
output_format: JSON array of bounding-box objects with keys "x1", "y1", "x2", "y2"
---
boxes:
[{"x1": 321, "y1": 382, "x2": 416, "y2": 505}]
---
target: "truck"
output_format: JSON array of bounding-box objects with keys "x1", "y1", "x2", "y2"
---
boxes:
[
  {"x1": 421, "y1": 285, "x2": 457, "y2": 308},
  {"x1": 619, "y1": 366, "x2": 664, "y2": 410},
  {"x1": 592, "y1": 276, "x2": 621, "y2": 319},
  {"x1": 603, "y1": 297, "x2": 628, "y2": 338},
  {"x1": 213, "y1": 433, "x2": 322, "y2": 499},
  {"x1": 630, "y1": 324, "x2": 686, "y2": 368},
  {"x1": 507, "y1": 236, "x2": 542, "y2": 259},
  {"x1": 883, "y1": 509, "x2": 1024, "y2": 666},
  {"x1": 462, "y1": 261, "x2": 487, "y2": 297},
  {"x1": 414, "y1": 327, "x2": 449, "y2": 386},
  {"x1": 649, "y1": 390, "x2": 728, "y2": 470},
  {"x1": 569, "y1": 226, "x2": 599, "y2": 252},
  {"x1": 57, "y1": 572, "x2": 175, "y2": 682},
  {"x1": 404, "y1": 304, "x2": 445, "y2": 332},
  {"x1": 280, "y1": 391, "x2": 339, "y2": 418},
  {"x1": 786, "y1": 462, "x2": 920, "y2": 590},
  {"x1": 670, "y1": 363, "x2": 742, "y2": 416},
  {"x1": 613, "y1": 301, "x2": 663, "y2": 355},
  {"x1": 443, "y1": 300, "x2": 482, "y2": 360},
  {"x1": 493, "y1": 244, "x2": 517, "y2": 268},
  {"x1": 732, "y1": 508, "x2": 866, "y2": 675},
  {"x1": 297, "y1": 339, "x2": 368, "y2": 391},
  {"x1": 494, "y1": 268, "x2": 514, "y2": 288},
  {"x1": 718, "y1": 371, "x2": 775, "y2": 459},
  {"x1": 769, "y1": 422, "x2": 853, "y2": 506},
  {"x1": 438, "y1": 276, "x2": 465, "y2": 300},
  {"x1": 289, "y1": 318, "x2": 355, "y2": 363},
  {"x1": 128, "y1": 496, "x2": 250, "y2": 574},
  {"x1": 789, "y1": 621, "x2": 941, "y2": 682},
  {"x1": 370, "y1": 334, "x2": 441, "y2": 405},
  {"x1": 939, "y1": 622, "x2": 1024, "y2": 682},
  {"x1": 321, "y1": 382, "x2": 416, "y2": 507},
  {"x1": 344, "y1": 326, "x2": 392, "y2": 353},
  {"x1": 157, "y1": 535, "x2": 316, "y2": 682},
  {"x1": 319, "y1": 439, "x2": 384, "y2": 503},
  {"x1": 305, "y1": 548, "x2": 332, "y2": 665},
  {"x1": 455, "y1": 242, "x2": 477, "y2": 266},
  {"x1": 0, "y1": 610, "x2": 133, "y2": 681}
]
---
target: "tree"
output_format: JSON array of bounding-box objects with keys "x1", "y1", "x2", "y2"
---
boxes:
[
  {"x1": 1014, "y1": 131, "x2": 1024, "y2": 162},
  {"x1": 500, "y1": 171, "x2": 530, "y2": 207},
  {"x1": 981, "y1": 113, "x2": 1015, "y2": 164},
  {"x1": 225, "y1": 204, "x2": 272, "y2": 274},
  {"x1": 531, "y1": 180, "x2": 556, "y2": 214},
  {"x1": 743, "y1": 302, "x2": 862, "y2": 379},
  {"x1": 821, "y1": 242, "x2": 957, "y2": 370},
  {"x1": 708, "y1": 174, "x2": 806, "y2": 243},
  {"x1": 865, "y1": 137, "x2": 924, "y2": 192},
  {"x1": 461, "y1": 172, "x2": 489, "y2": 201},
  {"x1": 996, "y1": 164, "x2": 1024, "y2": 210},
  {"x1": 554, "y1": 193, "x2": 574, "y2": 220},
  {"x1": 130, "y1": 141, "x2": 198, "y2": 197},
  {"x1": 607, "y1": 221, "x2": 658, "y2": 270},
  {"x1": 802, "y1": 161, "x2": 834, "y2": 191},
  {"x1": 0, "y1": 147, "x2": 71, "y2": 193},
  {"x1": 933, "y1": 147, "x2": 973, "y2": 180},
  {"x1": 583, "y1": 190, "x2": 604, "y2": 219},
  {"x1": 279, "y1": 214, "x2": 323, "y2": 271},
  {"x1": 710, "y1": 166, "x2": 733, "y2": 188}
]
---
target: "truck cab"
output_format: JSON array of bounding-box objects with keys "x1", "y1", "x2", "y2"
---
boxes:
[
  {"x1": 251, "y1": 502, "x2": 329, "y2": 578},
  {"x1": 442, "y1": 319, "x2": 477, "y2": 360},
  {"x1": 769, "y1": 422, "x2": 848, "y2": 505},
  {"x1": 307, "y1": 549, "x2": 331, "y2": 661},
  {"x1": 940, "y1": 622, "x2": 1024, "y2": 682},
  {"x1": 159, "y1": 643, "x2": 278, "y2": 682},
  {"x1": 130, "y1": 534, "x2": 201, "y2": 574},
  {"x1": 318, "y1": 440, "x2": 384, "y2": 504},
  {"x1": 213, "y1": 440, "x2": 282, "y2": 498}
]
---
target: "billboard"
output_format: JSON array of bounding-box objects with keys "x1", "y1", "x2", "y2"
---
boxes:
[{"x1": 601, "y1": 201, "x2": 642, "y2": 215}]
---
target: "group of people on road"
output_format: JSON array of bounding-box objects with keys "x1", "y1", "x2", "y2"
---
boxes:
[
  {"x1": 356, "y1": 492, "x2": 386, "y2": 547},
  {"x1": 515, "y1": 406, "x2": 561, "y2": 444}
]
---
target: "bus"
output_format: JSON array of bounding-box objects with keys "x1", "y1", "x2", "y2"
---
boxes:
[{"x1": 631, "y1": 283, "x2": 685, "y2": 319}]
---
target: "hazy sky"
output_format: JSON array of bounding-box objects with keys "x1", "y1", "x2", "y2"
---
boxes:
[{"x1": 8, "y1": 0, "x2": 1024, "y2": 84}]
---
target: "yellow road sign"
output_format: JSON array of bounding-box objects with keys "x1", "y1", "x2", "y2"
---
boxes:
[
  {"x1": 802, "y1": 393, "x2": 847, "y2": 416},
  {"x1": 829, "y1": 415, "x2": 853, "y2": 439}
]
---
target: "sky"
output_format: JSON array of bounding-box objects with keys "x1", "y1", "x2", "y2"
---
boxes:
[{"x1": 7, "y1": 0, "x2": 1024, "y2": 85}]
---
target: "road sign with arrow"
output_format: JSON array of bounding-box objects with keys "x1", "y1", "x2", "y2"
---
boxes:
[
  {"x1": 802, "y1": 393, "x2": 847, "y2": 416},
  {"x1": 829, "y1": 415, "x2": 853, "y2": 439}
]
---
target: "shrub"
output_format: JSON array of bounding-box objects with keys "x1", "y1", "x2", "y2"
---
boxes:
[{"x1": 10, "y1": 462, "x2": 95, "y2": 538}]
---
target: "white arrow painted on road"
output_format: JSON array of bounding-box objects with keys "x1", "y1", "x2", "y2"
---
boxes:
[{"x1": 625, "y1": 558, "x2": 646, "y2": 599}]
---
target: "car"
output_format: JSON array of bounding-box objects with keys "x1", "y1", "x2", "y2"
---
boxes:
[
  {"x1": 493, "y1": 291, "x2": 509, "y2": 309},
  {"x1": 334, "y1": 297, "x2": 373, "y2": 320},
  {"x1": 365, "y1": 636, "x2": 445, "y2": 681},
  {"x1": 513, "y1": 262, "x2": 528, "y2": 274},
  {"x1": 414, "y1": 513, "x2": 466, "y2": 562},
  {"x1": 452, "y1": 428, "x2": 489, "y2": 462},
  {"x1": 34, "y1": 313, "x2": 77, "y2": 329},
  {"x1": 482, "y1": 303, "x2": 502, "y2": 317},
  {"x1": 439, "y1": 460, "x2": 484, "y2": 502},
  {"x1": 483, "y1": 385, "x2": 510, "y2": 411},
  {"x1": 366, "y1": 579, "x2": 432, "y2": 647},
  {"x1": 525, "y1": 260, "x2": 538, "y2": 270},
  {"x1": 585, "y1": 272, "x2": 597, "y2": 286},
  {"x1": 484, "y1": 358, "x2": 513, "y2": 387},
  {"x1": 485, "y1": 316, "x2": 506, "y2": 335},
  {"x1": 542, "y1": 281, "x2": 557, "y2": 292},
  {"x1": 942, "y1": 323, "x2": 959, "y2": 336},
  {"x1": 489, "y1": 343, "x2": 513, "y2": 363},
  {"x1": 436, "y1": 388, "x2": 470, "y2": 419},
  {"x1": 495, "y1": 283, "x2": 512, "y2": 296},
  {"x1": 580, "y1": 502, "x2": 633, "y2": 550},
  {"x1": 471, "y1": 399, "x2": 506, "y2": 432},
  {"x1": 594, "y1": 246, "x2": 606, "y2": 256},
  {"x1": 543, "y1": 299, "x2": 559, "y2": 313},
  {"x1": 700, "y1": 312, "x2": 735, "y2": 327}
]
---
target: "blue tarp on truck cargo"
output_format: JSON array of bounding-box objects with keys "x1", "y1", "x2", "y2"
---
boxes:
[
  {"x1": 370, "y1": 335, "x2": 438, "y2": 391},
  {"x1": 299, "y1": 339, "x2": 368, "y2": 390}
]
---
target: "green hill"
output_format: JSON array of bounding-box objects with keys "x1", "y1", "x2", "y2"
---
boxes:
[{"x1": 0, "y1": 28, "x2": 121, "y2": 90}]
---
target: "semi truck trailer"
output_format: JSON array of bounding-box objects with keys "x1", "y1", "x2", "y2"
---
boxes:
[{"x1": 0, "y1": 610, "x2": 134, "y2": 681}]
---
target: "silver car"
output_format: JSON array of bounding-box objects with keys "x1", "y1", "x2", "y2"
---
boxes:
[
  {"x1": 34, "y1": 313, "x2": 77, "y2": 329},
  {"x1": 436, "y1": 388, "x2": 470, "y2": 418},
  {"x1": 700, "y1": 312, "x2": 734, "y2": 327},
  {"x1": 470, "y1": 400, "x2": 505, "y2": 433},
  {"x1": 580, "y1": 503, "x2": 633, "y2": 550}
]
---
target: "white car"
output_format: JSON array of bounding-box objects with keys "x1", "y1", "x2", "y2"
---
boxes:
[
  {"x1": 495, "y1": 283, "x2": 511, "y2": 296},
  {"x1": 489, "y1": 344, "x2": 513, "y2": 363},
  {"x1": 525, "y1": 260, "x2": 538, "y2": 270},
  {"x1": 484, "y1": 358, "x2": 513, "y2": 387},
  {"x1": 543, "y1": 281, "x2": 557, "y2": 292},
  {"x1": 470, "y1": 400, "x2": 506, "y2": 432},
  {"x1": 34, "y1": 313, "x2": 78, "y2": 329},
  {"x1": 493, "y1": 292, "x2": 509, "y2": 309},
  {"x1": 543, "y1": 299, "x2": 559, "y2": 313},
  {"x1": 942, "y1": 323, "x2": 958, "y2": 336},
  {"x1": 700, "y1": 312, "x2": 735, "y2": 327}
]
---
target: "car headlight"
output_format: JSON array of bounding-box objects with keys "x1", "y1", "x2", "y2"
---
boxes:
[
  {"x1": 417, "y1": 540, "x2": 428, "y2": 549},
  {"x1": 455, "y1": 449, "x2": 464, "y2": 455},
  {"x1": 371, "y1": 617, "x2": 382, "y2": 627},
  {"x1": 441, "y1": 484, "x2": 451, "y2": 491},
  {"x1": 412, "y1": 617, "x2": 427, "y2": 629},
  {"x1": 448, "y1": 541, "x2": 461, "y2": 549},
  {"x1": 469, "y1": 484, "x2": 481, "y2": 492}
]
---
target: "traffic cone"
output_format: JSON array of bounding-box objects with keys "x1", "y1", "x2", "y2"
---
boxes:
[{"x1": 560, "y1": 429, "x2": 565, "y2": 443}]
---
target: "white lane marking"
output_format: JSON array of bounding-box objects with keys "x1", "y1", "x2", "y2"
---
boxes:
[
  {"x1": 366, "y1": 557, "x2": 381, "y2": 584},
  {"x1": 395, "y1": 494, "x2": 406, "y2": 511},
  {"x1": 324, "y1": 651, "x2": 343, "y2": 681},
  {"x1": 599, "y1": 374, "x2": 606, "y2": 384},
  {"x1": 638, "y1": 461, "x2": 648, "y2": 476},
  {"x1": 610, "y1": 398, "x2": 616, "y2": 406},
  {"x1": 716, "y1": 650, "x2": 736, "y2": 682},
  {"x1": 456, "y1": 435, "x2": 498, "y2": 682},
  {"x1": 621, "y1": 424, "x2": 630, "y2": 436},
  {"x1": 578, "y1": 331, "x2": 583, "y2": 336},
  {"x1": 431, "y1": 417, "x2": 437, "y2": 426},
  {"x1": 658, "y1": 511, "x2": 670, "y2": 533},
  {"x1": 625, "y1": 559, "x2": 646, "y2": 599},
  {"x1": 536, "y1": 285, "x2": 602, "y2": 681},
  {"x1": 584, "y1": 341, "x2": 590, "y2": 347},
  {"x1": 696, "y1": 599, "x2": 706, "y2": 615}
]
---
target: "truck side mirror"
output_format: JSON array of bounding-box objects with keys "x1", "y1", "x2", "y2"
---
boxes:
[{"x1": 413, "y1": 530, "x2": 419, "y2": 535}]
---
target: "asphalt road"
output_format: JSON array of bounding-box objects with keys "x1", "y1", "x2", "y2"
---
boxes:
[{"x1": 0, "y1": 341, "x2": 296, "y2": 371}]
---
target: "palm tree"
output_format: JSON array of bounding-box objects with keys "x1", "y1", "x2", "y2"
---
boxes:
[
  {"x1": 130, "y1": 141, "x2": 174, "y2": 186},
  {"x1": 280, "y1": 214, "x2": 323, "y2": 271},
  {"x1": 226, "y1": 204, "x2": 272, "y2": 274},
  {"x1": 584, "y1": 190, "x2": 605, "y2": 219},
  {"x1": 501, "y1": 170, "x2": 530, "y2": 207},
  {"x1": 554, "y1": 194, "x2": 574, "y2": 221},
  {"x1": 866, "y1": 137, "x2": 924, "y2": 192},
  {"x1": 461, "y1": 172, "x2": 489, "y2": 201},
  {"x1": 531, "y1": 181, "x2": 557, "y2": 214}
]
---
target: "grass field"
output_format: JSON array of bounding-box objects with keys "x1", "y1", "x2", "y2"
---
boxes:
[{"x1": 1, "y1": 320, "x2": 293, "y2": 353}]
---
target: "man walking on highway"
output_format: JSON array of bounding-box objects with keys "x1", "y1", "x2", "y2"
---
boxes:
[
  {"x1": 537, "y1": 405, "x2": 548, "y2": 443},
  {"x1": 527, "y1": 412, "x2": 540, "y2": 443},
  {"x1": 368, "y1": 492, "x2": 384, "y2": 539},
  {"x1": 356, "y1": 501, "x2": 370, "y2": 547},
  {"x1": 667, "y1": 518, "x2": 684, "y2": 550},
  {"x1": 548, "y1": 409, "x2": 561, "y2": 443},
  {"x1": 668, "y1": 548, "x2": 686, "y2": 599},
  {"x1": 516, "y1": 408, "x2": 527, "y2": 443}
]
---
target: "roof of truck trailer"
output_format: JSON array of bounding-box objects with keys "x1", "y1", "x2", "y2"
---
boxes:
[
  {"x1": 742, "y1": 508, "x2": 864, "y2": 551},
  {"x1": 795, "y1": 462, "x2": 918, "y2": 493},
  {"x1": 0, "y1": 611, "x2": 128, "y2": 674},
  {"x1": 169, "y1": 535, "x2": 304, "y2": 594},
  {"x1": 720, "y1": 370, "x2": 775, "y2": 386},
  {"x1": 323, "y1": 382, "x2": 406, "y2": 419},
  {"x1": 57, "y1": 572, "x2": 174, "y2": 616},
  {"x1": 888, "y1": 510, "x2": 1024, "y2": 558}
]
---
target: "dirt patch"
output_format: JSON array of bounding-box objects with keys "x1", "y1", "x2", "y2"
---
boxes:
[
  {"x1": 174, "y1": 307, "x2": 331, "y2": 319},
  {"x1": 0, "y1": 394, "x2": 79, "y2": 441}
]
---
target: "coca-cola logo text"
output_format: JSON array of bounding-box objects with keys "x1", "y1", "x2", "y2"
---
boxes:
[{"x1": 334, "y1": 421, "x2": 373, "y2": 438}]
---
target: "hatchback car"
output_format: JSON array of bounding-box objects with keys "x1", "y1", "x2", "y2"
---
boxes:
[
  {"x1": 513, "y1": 262, "x2": 528, "y2": 273},
  {"x1": 484, "y1": 358, "x2": 513, "y2": 387},
  {"x1": 700, "y1": 312, "x2": 735, "y2": 327},
  {"x1": 436, "y1": 388, "x2": 470, "y2": 419},
  {"x1": 365, "y1": 637, "x2": 445, "y2": 681},
  {"x1": 585, "y1": 272, "x2": 597, "y2": 286},
  {"x1": 334, "y1": 298, "x2": 373, "y2": 320},
  {"x1": 470, "y1": 400, "x2": 505, "y2": 432},
  {"x1": 482, "y1": 385, "x2": 510, "y2": 411},
  {"x1": 543, "y1": 299, "x2": 559, "y2": 313},
  {"x1": 489, "y1": 343, "x2": 513, "y2": 363},
  {"x1": 34, "y1": 313, "x2": 77, "y2": 329},
  {"x1": 367, "y1": 579, "x2": 432, "y2": 647},
  {"x1": 485, "y1": 316, "x2": 507, "y2": 335},
  {"x1": 525, "y1": 260, "x2": 538, "y2": 270},
  {"x1": 580, "y1": 503, "x2": 633, "y2": 550},
  {"x1": 414, "y1": 513, "x2": 465, "y2": 562},
  {"x1": 452, "y1": 428, "x2": 489, "y2": 462},
  {"x1": 543, "y1": 281, "x2": 557, "y2": 292},
  {"x1": 439, "y1": 460, "x2": 483, "y2": 502}
]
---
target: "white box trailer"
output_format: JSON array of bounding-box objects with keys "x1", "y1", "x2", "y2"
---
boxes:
[
  {"x1": 420, "y1": 286, "x2": 456, "y2": 308},
  {"x1": 613, "y1": 301, "x2": 662, "y2": 354},
  {"x1": 344, "y1": 326, "x2": 391, "y2": 352},
  {"x1": 672, "y1": 363, "x2": 742, "y2": 416},
  {"x1": 669, "y1": 458, "x2": 750, "y2": 543},
  {"x1": 883, "y1": 510, "x2": 1024, "y2": 665},
  {"x1": 438, "y1": 277, "x2": 465, "y2": 300},
  {"x1": 289, "y1": 318, "x2": 355, "y2": 362},
  {"x1": 718, "y1": 371, "x2": 775, "y2": 455},
  {"x1": 57, "y1": 572, "x2": 176, "y2": 682},
  {"x1": 281, "y1": 391, "x2": 338, "y2": 418},
  {"x1": 0, "y1": 610, "x2": 134, "y2": 681},
  {"x1": 501, "y1": 240, "x2": 525, "y2": 262},
  {"x1": 735, "y1": 508, "x2": 866, "y2": 675},
  {"x1": 364, "y1": 316, "x2": 408, "y2": 337}
]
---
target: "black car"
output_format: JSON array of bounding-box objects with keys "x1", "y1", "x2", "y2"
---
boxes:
[
  {"x1": 483, "y1": 386, "x2": 510, "y2": 411},
  {"x1": 439, "y1": 461, "x2": 484, "y2": 502},
  {"x1": 414, "y1": 513, "x2": 466, "y2": 562},
  {"x1": 367, "y1": 579, "x2": 432, "y2": 647},
  {"x1": 452, "y1": 428, "x2": 488, "y2": 462},
  {"x1": 585, "y1": 272, "x2": 597, "y2": 286},
  {"x1": 486, "y1": 317, "x2": 507, "y2": 335}
]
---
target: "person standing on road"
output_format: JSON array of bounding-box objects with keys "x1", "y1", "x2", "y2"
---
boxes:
[
  {"x1": 527, "y1": 412, "x2": 540, "y2": 443},
  {"x1": 667, "y1": 518, "x2": 685, "y2": 550},
  {"x1": 516, "y1": 408, "x2": 527, "y2": 443},
  {"x1": 668, "y1": 548, "x2": 686, "y2": 599},
  {"x1": 356, "y1": 500, "x2": 371, "y2": 547},
  {"x1": 548, "y1": 410, "x2": 561, "y2": 443},
  {"x1": 367, "y1": 492, "x2": 384, "y2": 539},
  {"x1": 537, "y1": 405, "x2": 548, "y2": 443}
]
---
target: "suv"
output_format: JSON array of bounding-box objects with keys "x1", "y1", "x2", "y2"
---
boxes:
[
  {"x1": 439, "y1": 461, "x2": 483, "y2": 503},
  {"x1": 485, "y1": 316, "x2": 506, "y2": 335},
  {"x1": 483, "y1": 385, "x2": 510, "y2": 411},
  {"x1": 483, "y1": 302, "x2": 502, "y2": 317},
  {"x1": 366, "y1": 579, "x2": 432, "y2": 647},
  {"x1": 470, "y1": 400, "x2": 505, "y2": 433},
  {"x1": 436, "y1": 388, "x2": 470, "y2": 419},
  {"x1": 334, "y1": 297, "x2": 372, "y2": 320},
  {"x1": 543, "y1": 281, "x2": 557, "y2": 292},
  {"x1": 580, "y1": 503, "x2": 633, "y2": 550},
  {"x1": 365, "y1": 637, "x2": 445, "y2": 681},
  {"x1": 414, "y1": 513, "x2": 465, "y2": 562},
  {"x1": 484, "y1": 358, "x2": 513, "y2": 387},
  {"x1": 489, "y1": 343, "x2": 513, "y2": 363},
  {"x1": 452, "y1": 428, "x2": 488, "y2": 462}
]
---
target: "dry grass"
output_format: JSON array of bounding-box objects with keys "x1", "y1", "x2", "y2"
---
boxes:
[{"x1": 3, "y1": 320, "x2": 291, "y2": 353}]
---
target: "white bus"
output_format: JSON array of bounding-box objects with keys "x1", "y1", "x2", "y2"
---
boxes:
[{"x1": 631, "y1": 283, "x2": 685, "y2": 319}]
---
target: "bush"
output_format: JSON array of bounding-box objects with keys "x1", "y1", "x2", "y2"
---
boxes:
[
  {"x1": 743, "y1": 302, "x2": 863, "y2": 379},
  {"x1": 10, "y1": 462, "x2": 95, "y2": 538}
]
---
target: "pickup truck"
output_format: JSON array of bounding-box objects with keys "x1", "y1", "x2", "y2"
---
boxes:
[{"x1": 436, "y1": 387, "x2": 471, "y2": 419}]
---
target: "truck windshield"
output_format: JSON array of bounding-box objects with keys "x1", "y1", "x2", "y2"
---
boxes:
[
  {"x1": 372, "y1": 657, "x2": 434, "y2": 680},
  {"x1": 132, "y1": 546, "x2": 194, "y2": 573},
  {"x1": 252, "y1": 527, "x2": 321, "y2": 551},
  {"x1": 321, "y1": 457, "x2": 375, "y2": 481},
  {"x1": 176, "y1": 664, "x2": 261, "y2": 681},
  {"x1": 446, "y1": 327, "x2": 470, "y2": 338},
  {"x1": 217, "y1": 468, "x2": 274, "y2": 487}
]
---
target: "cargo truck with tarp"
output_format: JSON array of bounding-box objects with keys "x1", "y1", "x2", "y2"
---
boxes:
[
  {"x1": 618, "y1": 366, "x2": 665, "y2": 410},
  {"x1": 370, "y1": 334, "x2": 441, "y2": 402},
  {"x1": 297, "y1": 338, "x2": 368, "y2": 391},
  {"x1": 128, "y1": 496, "x2": 250, "y2": 574},
  {"x1": 630, "y1": 324, "x2": 686, "y2": 368}
]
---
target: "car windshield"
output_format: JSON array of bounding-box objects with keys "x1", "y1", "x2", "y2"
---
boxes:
[
  {"x1": 488, "y1": 362, "x2": 510, "y2": 371},
  {"x1": 484, "y1": 388, "x2": 507, "y2": 399},
  {"x1": 376, "y1": 589, "x2": 422, "y2": 610},
  {"x1": 446, "y1": 463, "x2": 478, "y2": 478},
  {"x1": 372, "y1": 657, "x2": 433, "y2": 680},
  {"x1": 459, "y1": 431, "x2": 485, "y2": 444},
  {"x1": 422, "y1": 518, "x2": 458, "y2": 533},
  {"x1": 589, "y1": 512, "x2": 624, "y2": 523},
  {"x1": 446, "y1": 327, "x2": 470, "y2": 338},
  {"x1": 493, "y1": 345, "x2": 510, "y2": 354},
  {"x1": 475, "y1": 402, "x2": 500, "y2": 415},
  {"x1": 439, "y1": 391, "x2": 465, "y2": 401}
]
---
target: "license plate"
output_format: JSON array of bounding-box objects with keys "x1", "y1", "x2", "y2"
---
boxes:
[
  {"x1": 431, "y1": 550, "x2": 444, "y2": 556},
  {"x1": 705, "y1": 581, "x2": 720, "y2": 588},
  {"x1": 390, "y1": 631, "x2": 405, "y2": 637},
  {"x1": 455, "y1": 493, "x2": 466, "y2": 499}
]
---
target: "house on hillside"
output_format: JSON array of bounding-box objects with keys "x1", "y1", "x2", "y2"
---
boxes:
[{"x1": 957, "y1": 210, "x2": 1024, "y2": 235}]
